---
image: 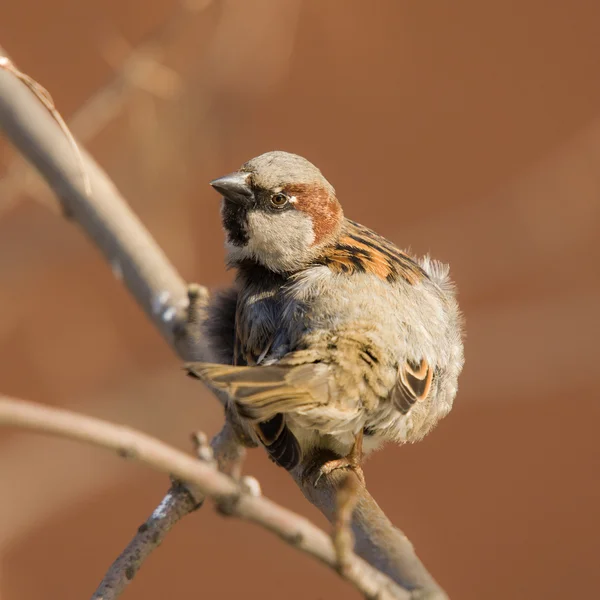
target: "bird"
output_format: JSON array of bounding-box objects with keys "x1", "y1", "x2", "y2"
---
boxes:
[{"x1": 186, "y1": 151, "x2": 464, "y2": 483}]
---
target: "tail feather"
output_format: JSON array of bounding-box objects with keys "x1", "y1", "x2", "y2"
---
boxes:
[
  {"x1": 184, "y1": 361, "x2": 329, "y2": 422},
  {"x1": 256, "y1": 414, "x2": 301, "y2": 470},
  {"x1": 185, "y1": 362, "x2": 322, "y2": 471}
]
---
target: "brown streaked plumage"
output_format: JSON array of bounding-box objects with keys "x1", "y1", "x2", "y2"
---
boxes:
[
  {"x1": 317, "y1": 220, "x2": 426, "y2": 284},
  {"x1": 187, "y1": 151, "x2": 464, "y2": 482}
]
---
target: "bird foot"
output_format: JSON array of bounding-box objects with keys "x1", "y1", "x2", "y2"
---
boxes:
[
  {"x1": 319, "y1": 456, "x2": 366, "y2": 486},
  {"x1": 316, "y1": 431, "x2": 365, "y2": 486}
]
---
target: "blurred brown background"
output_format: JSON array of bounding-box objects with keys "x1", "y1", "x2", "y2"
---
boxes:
[{"x1": 1, "y1": 1, "x2": 599, "y2": 598}]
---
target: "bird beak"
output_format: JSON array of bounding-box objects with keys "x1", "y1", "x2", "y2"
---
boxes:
[{"x1": 210, "y1": 171, "x2": 253, "y2": 205}]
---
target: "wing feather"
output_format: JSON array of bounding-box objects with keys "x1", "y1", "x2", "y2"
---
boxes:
[{"x1": 392, "y1": 358, "x2": 434, "y2": 414}]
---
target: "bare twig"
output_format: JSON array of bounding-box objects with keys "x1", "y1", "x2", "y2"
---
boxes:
[
  {"x1": 0, "y1": 1, "x2": 211, "y2": 217},
  {"x1": 0, "y1": 55, "x2": 90, "y2": 196},
  {"x1": 297, "y1": 464, "x2": 446, "y2": 598},
  {"x1": 0, "y1": 395, "x2": 409, "y2": 600},
  {"x1": 191, "y1": 431, "x2": 216, "y2": 463},
  {"x1": 0, "y1": 64, "x2": 205, "y2": 360},
  {"x1": 0, "y1": 52, "x2": 448, "y2": 599},
  {"x1": 91, "y1": 483, "x2": 199, "y2": 600},
  {"x1": 92, "y1": 421, "x2": 242, "y2": 600}
]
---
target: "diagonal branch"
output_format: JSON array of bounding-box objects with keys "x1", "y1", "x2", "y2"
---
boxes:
[
  {"x1": 92, "y1": 422, "x2": 245, "y2": 600},
  {"x1": 0, "y1": 0, "x2": 211, "y2": 218},
  {"x1": 0, "y1": 395, "x2": 409, "y2": 600},
  {"x1": 0, "y1": 57, "x2": 448, "y2": 599},
  {"x1": 0, "y1": 55, "x2": 206, "y2": 361},
  {"x1": 91, "y1": 483, "x2": 199, "y2": 600}
]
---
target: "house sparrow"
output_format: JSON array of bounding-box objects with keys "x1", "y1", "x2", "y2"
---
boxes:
[{"x1": 186, "y1": 151, "x2": 464, "y2": 482}]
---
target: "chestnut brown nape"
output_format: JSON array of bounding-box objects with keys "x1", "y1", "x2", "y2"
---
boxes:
[{"x1": 284, "y1": 182, "x2": 343, "y2": 247}]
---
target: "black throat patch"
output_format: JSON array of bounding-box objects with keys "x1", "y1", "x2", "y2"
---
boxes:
[
  {"x1": 222, "y1": 200, "x2": 249, "y2": 246},
  {"x1": 235, "y1": 259, "x2": 291, "y2": 287}
]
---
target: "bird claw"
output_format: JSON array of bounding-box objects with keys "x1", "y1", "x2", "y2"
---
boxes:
[
  {"x1": 317, "y1": 456, "x2": 366, "y2": 487},
  {"x1": 314, "y1": 430, "x2": 365, "y2": 487}
]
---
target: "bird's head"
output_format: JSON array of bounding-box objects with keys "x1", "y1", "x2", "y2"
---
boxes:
[{"x1": 210, "y1": 151, "x2": 343, "y2": 273}]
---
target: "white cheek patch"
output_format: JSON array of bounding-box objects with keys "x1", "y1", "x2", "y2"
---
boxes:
[
  {"x1": 288, "y1": 196, "x2": 298, "y2": 204},
  {"x1": 233, "y1": 209, "x2": 315, "y2": 271}
]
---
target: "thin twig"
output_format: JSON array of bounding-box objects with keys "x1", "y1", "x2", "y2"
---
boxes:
[
  {"x1": 297, "y1": 463, "x2": 446, "y2": 598},
  {"x1": 0, "y1": 395, "x2": 409, "y2": 600},
  {"x1": 91, "y1": 483, "x2": 199, "y2": 600},
  {"x1": 0, "y1": 1, "x2": 212, "y2": 217},
  {"x1": 0, "y1": 54, "x2": 91, "y2": 196},
  {"x1": 92, "y1": 421, "x2": 243, "y2": 600},
  {"x1": 0, "y1": 64, "x2": 205, "y2": 359}
]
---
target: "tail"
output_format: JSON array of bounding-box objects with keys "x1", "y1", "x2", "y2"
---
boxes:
[
  {"x1": 254, "y1": 413, "x2": 301, "y2": 470},
  {"x1": 185, "y1": 361, "x2": 330, "y2": 470},
  {"x1": 185, "y1": 362, "x2": 329, "y2": 421}
]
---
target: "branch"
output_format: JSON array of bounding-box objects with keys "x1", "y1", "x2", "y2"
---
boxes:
[
  {"x1": 0, "y1": 395, "x2": 409, "y2": 600},
  {"x1": 0, "y1": 56, "x2": 448, "y2": 598},
  {"x1": 297, "y1": 465, "x2": 446, "y2": 597},
  {"x1": 0, "y1": 56, "x2": 207, "y2": 361},
  {"x1": 0, "y1": 0, "x2": 210, "y2": 218},
  {"x1": 91, "y1": 484, "x2": 198, "y2": 600},
  {"x1": 92, "y1": 423, "x2": 245, "y2": 600}
]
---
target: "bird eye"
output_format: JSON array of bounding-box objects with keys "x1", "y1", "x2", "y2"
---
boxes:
[{"x1": 270, "y1": 193, "x2": 289, "y2": 208}]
